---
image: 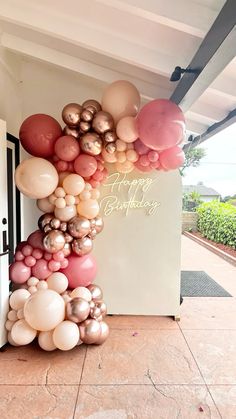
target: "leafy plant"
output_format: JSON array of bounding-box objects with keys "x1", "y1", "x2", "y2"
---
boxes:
[
  {"x1": 183, "y1": 191, "x2": 203, "y2": 212},
  {"x1": 180, "y1": 147, "x2": 206, "y2": 176},
  {"x1": 197, "y1": 201, "x2": 236, "y2": 249}
]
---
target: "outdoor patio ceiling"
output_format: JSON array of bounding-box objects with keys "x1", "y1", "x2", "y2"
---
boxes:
[{"x1": 0, "y1": 0, "x2": 235, "y2": 140}]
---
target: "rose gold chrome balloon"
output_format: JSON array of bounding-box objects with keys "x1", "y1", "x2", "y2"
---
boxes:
[
  {"x1": 90, "y1": 219, "x2": 96, "y2": 228},
  {"x1": 43, "y1": 230, "x2": 65, "y2": 253},
  {"x1": 50, "y1": 218, "x2": 61, "y2": 230},
  {"x1": 38, "y1": 213, "x2": 53, "y2": 231},
  {"x1": 80, "y1": 133, "x2": 102, "y2": 156},
  {"x1": 92, "y1": 111, "x2": 114, "y2": 134},
  {"x1": 90, "y1": 300, "x2": 95, "y2": 309},
  {"x1": 60, "y1": 222, "x2": 68, "y2": 232},
  {"x1": 79, "y1": 319, "x2": 101, "y2": 344},
  {"x1": 94, "y1": 216, "x2": 104, "y2": 234},
  {"x1": 64, "y1": 232, "x2": 73, "y2": 243},
  {"x1": 44, "y1": 225, "x2": 52, "y2": 234},
  {"x1": 72, "y1": 236, "x2": 93, "y2": 256},
  {"x1": 68, "y1": 216, "x2": 91, "y2": 239},
  {"x1": 88, "y1": 228, "x2": 97, "y2": 240},
  {"x1": 62, "y1": 103, "x2": 82, "y2": 127},
  {"x1": 79, "y1": 121, "x2": 90, "y2": 133},
  {"x1": 97, "y1": 300, "x2": 107, "y2": 317},
  {"x1": 81, "y1": 109, "x2": 93, "y2": 122},
  {"x1": 105, "y1": 142, "x2": 116, "y2": 154},
  {"x1": 104, "y1": 131, "x2": 117, "y2": 143},
  {"x1": 82, "y1": 99, "x2": 101, "y2": 113},
  {"x1": 94, "y1": 321, "x2": 109, "y2": 345},
  {"x1": 63, "y1": 125, "x2": 80, "y2": 139},
  {"x1": 63, "y1": 242, "x2": 71, "y2": 257},
  {"x1": 87, "y1": 284, "x2": 103, "y2": 301},
  {"x1": 66, "y1": 297, "x2": 90, "y2": 323},
  {"x1": 90, "y1": 305, "x2": 102, "y2": 320}
]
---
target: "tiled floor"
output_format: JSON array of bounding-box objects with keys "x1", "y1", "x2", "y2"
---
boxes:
[{"x1": 1, "y1": 235, "x2": 236, "y2": 418}]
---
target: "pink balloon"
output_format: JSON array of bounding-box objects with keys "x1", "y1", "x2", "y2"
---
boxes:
[
  {"x1": 48, "y1": 260, "x2": 61, "y2": 272},
  {"x1": 27, "y1": 230, "x2": 45, "y2": 251},
  {"x1": 32, "y1": 259, "x2": 52, "y2": 280},
  {"x1": 22, "y1": 245, "x2": 33, "y2": 257},
  {"x1": 60, "y1": 259, "x2": 68, "y2": 269},
  {"x1": 19, "y1": 114, "x2": 62, "y2": 157},
  {"x1": 24, "y1": 256, "x2": 36, "y2": 267},
  {"x1": 54, "y1": 160, "x2": 69, "y2": 172},
  {"x1": 148, "y1": 150, "x2": 159, "y2": 162},
  {"x1": 32, "y1": 248, "x2": 44, "y2": 259},
  {"x1": 44, "y1": 252, "x2": 53, "y2": 261},
  {"x1": 139, "y1": 155, "x2": 150, "y2": 167},
  {"x1": 9, "y1": 261, "x2": 31, "y2": 284},
  {"x1": 15, "y1": 251, "x2": 24, "y2": 261},
  {"x1": 137, "y1": 99, "x2": 185, "y2": 151},
  {"x1": 15, "y1": 241, "x2": 27, "y2": 252},
  {"x1": 134, "y1": 160, "x2": 152, "y2": 173},
  {"x1": 159, "y1": 145, "x2": 185, "y2": 170},
  {"x1": 54, "y1": 135, "x2": 80, "y2": 162},
  {"x1": 134, "y1": 139, "x2": 150, "y2": 155},
  {"x1": 60, "y1": 254, "x2": 97, "y2": 288},
  {"x1": 74, "y1": 154, "x2": 97, "y2": 177},
  {"x1": 53, "y1": 251, "x2": 64, "y2": 262}
]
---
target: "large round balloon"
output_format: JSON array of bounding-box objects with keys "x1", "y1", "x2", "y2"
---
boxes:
[
  {"x1": 54, "y1": 135, "x2": 80, "y2": 161},
  {"x1": 159, "y1": 145, "x2": 185, "y2": 170},
  {"x1": 19, "y1": 114, "x2": 62, "y2": 157},
  {"x1": 15, "y1": 157, "x2": 58, "y2": 199},
  {"x1": 60, "y1": 253, "x2": 97, "y2": 288},
  {"x1": 137, "y1": 99, "x2": 185, "y2": 151},
  {"x1": 102, "y1": 80, "x2": 140, "y2": 123}
]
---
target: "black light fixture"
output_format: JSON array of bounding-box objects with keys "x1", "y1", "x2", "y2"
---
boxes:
[{"x1": 170, "y1": 66, "x2": 196, "y2": 82}]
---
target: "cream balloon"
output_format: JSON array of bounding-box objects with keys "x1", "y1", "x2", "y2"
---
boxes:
[
  {"x1": 8, "y1": 331, "x2": 20, "y2": 346},
  {"x1": 37, "y1": 197, "x2": 55, "y2": 213},
  {"x1": 24, "y1": 290, "x2": 65, "y2": 331},
  {"x1": 38, "y1": 330, "x2": 57, "y2": 351},
  {"x1": 9, "y1": 289, "x2": 31, "y2": 311},
  {"x1": 54, "y1": 205, "x2": 77, "y2": 222},
  {"x1": 77, "y1": 199, "x2": 99, "y2": 219},
  {"x1": 116, "y1": 116, "x2": 138, "y2": 143},
  {"x1": 63, "y1": 174, "x2": 85, "y2": 196},
  {"x1": 11, "y1": 319, "x2": 37, "y2": 345},
  {"x1": 47, "y1": 272, "x2": 68, "y2": 294},
  {"x1": 15, "y1": 157, "x2": 58, "y2": 199},
  {"x1": 53, "y1": 321, "x2": 80, "y2": 350},
  {"x1": 70, "y1": 287, "x2": 92, "y2": 302},
  {"x1": 58, "y1": 171, "x2": 71, "y2": 186}
]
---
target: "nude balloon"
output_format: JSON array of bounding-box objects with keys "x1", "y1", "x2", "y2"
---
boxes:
[
  {"x1": 77, "y1": 199, "x2": 99, "y2": 219},
  {"x1": 37, "y1": 197, "x2": 55, "y2": 213},
  {"x1": 11, "y1": 319, "x2": 37, "y2": 345},
  {"x1": 53, "y1": 321, "x2": 80, "y2": 350},
  {"x1": 60, "y1": 253, "x2": 97, "y2": 288},
  {"x1": 116, "y1": 116, "x2": 138, "y2": 143},
  {"x1": 63, "y1": 174, "x2": 85, "y2": 196},
  {"x1": 15, "y1": 157, "x2": 58, "y2": 199},
  {"x1": 38, "y1": 330, "x2": 57, "y2": 351},
  {"x1": 47, "y1": 272, "x2": 68, "y2": 294},
  {"x1": 54, "y1": 205, "x2": 77, "y2": 222}
]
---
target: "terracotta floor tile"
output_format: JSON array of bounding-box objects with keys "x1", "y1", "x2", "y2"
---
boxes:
[
  {"x1": 209, "y1": 385, "x2": 236, "y2": 418},
  {"x1": 0, "y1": 343, "x2": 86, "y2": 385},
  {"x1": 0, "y1": 385, "x2": 78, "y2": 419},
  {"x1": 75, "y1": 385, "x2": 220, "y2": 419},
  {"x1": 106, "y1": 315, "x2": 178, "y2": 330},
  {"x1": 179, "y1": 297, "x2": 236, "y2": 330},
  {"x1": 81, "y1": 329, "x2": 203, "y2": 385},
  {"x1": 183, "y1": 330, "x2": 236, "y2": 384}
]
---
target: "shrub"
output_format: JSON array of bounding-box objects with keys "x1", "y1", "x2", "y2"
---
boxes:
[
  {"x1": 197, "y1": 201, "x2": 236, "y2": 249},
  {"x1": 183, "y1": 191, "x2": 203, "y2": 212}
]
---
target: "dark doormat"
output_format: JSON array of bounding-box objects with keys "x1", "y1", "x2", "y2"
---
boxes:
[{"x1": 181, "y1": 271, "x2": 232, "y2": 297}]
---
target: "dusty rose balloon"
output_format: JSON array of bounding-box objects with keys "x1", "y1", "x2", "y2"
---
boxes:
[
  {"x1": 82, "y1": 99, "x2": 101, "y2": 113},
  {"x1": 54, "y1": 135, "x2": 80, "y2": 162},
  {"x1": 102, "y1": 80, "x2": 140, "y2": 123},
  {"x1": 68, "y1": 216, "x2": 91, "y2": 238},
  {"x1": 74, "y1": 154, "x2": 97, "y2": 177},
  {"x1": 94, "y1": 321, "x2": 109, "y2": 345},
  {"x1": 159, "y1": 145, "x2": 185, "y2": 170},
  {"x1": 116, "y1": 116, "x2": 138, "y2": 143},
  {"x1": 19, "y1": 114, "x2": 62, "y2": 158},
  {"x1": 9, "y1": 289, "x2": 31, "y2": 310},
  {"x1": 87, "y1": 284, "x2": 103, "y2": 301},
  {"x1": 54, "y1": 205, "x2": 77, "y2": 222},
  {"x1": 11, "y1": 319, "x2": 37, "y2": 345},
  {"x1": 66, "y1": 297, "x2": 90, "y2": 323},
  {"x1": 77, "y1": 199, "x2": 99, "y2": 219},
  {"x1": 24, "y1": 289, "x2": 65, "y2": 331},
  {"x1": 53, "y1": 320, "x2": 80, "y2": 350},
  {"x1": 63, "y1": 174, "x2": 85, "y2": 196},
  {"x1": 62, "y1": 103, "x2": 82, "y2": 127},
  {"x1": 15, "y1": 157, "x2": 59, "y2": 199},
  {"x1": 43, "y1": 230, "x2": 65, "y2": 254},
  {"x1": 72, "y1": 236, "x2": 93, "y2": 256},
  {"x1": 27, "y1": 230, "x2": 46, "y2": 250},
  {"x1": 31, "y1": 259, "x2": 52, "y2": 280},
  {"x1": 37, "y1": 197, "x2": 55, "y2": 213},
  {"x1": 9, "y1": 261, "x2": 31, "y2": 284},
  {"x1": 38, "y1": 330, "x2": 57, "y2": 351},
  {"x1": 80, "y1": 133, "x2": 102, "y2": 156},
  {"x1": 60, "y1": 253, "x2": 97, "y2": 288},
  {"x1": 70, "y1": 287, "x2": 92, "y2": 302},
  {"x1": 63, "y1": 125, "x2": 80, "y2": 139},
  {"x1": 79, "y1": 319, "x2": 101, "y2": 344},
  {"x1": 92, "y1": 111, "x2": 114, "y2": 134}
]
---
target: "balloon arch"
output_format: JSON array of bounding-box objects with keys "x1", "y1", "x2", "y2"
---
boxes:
[{"x1": 5, "y1": 80, "x2": 185, "y2": 351}]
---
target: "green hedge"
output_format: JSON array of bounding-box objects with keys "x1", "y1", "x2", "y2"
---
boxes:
[{"x1": 197, "y1": 201, "x2": 236, "y2": 249}]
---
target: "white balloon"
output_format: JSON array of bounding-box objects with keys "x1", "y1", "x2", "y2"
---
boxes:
[{"x1": 53, "y1": 321, "x2": 80, "y2": 351}]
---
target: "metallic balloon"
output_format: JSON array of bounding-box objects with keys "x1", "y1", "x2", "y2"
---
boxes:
[
  {"x1": 105, "y1": 142, "x2": 116, "y2": 154},
  {"x1": 62, "y1": 103, "x2": 82, "y2": 127},
  {"x1": 79, "y1": 121, "x2": 90, "y2": 133},
  {"x1": 85, "y1": 105, "x2": 97, "y2": 116},
  {"x1": 80, "y1": 132, "x2": 103, "y2": 156},
  {"x1": 63, "y1": 125, "x2": 80, "y2": 139},
  {"x1": 79, "y1": 319, "x2": 101, "y2": 344},
  {"x1": 44, "y1": 225, "x2": 52, "y2": 234},
  {"x1": 50, "y1": 218, "x2": 61, "y2": 230},
  {"x1": 104, "y1": 131, "x2": 117, "y2": 143},
  {"x1": 60, "y1": 222, "x2": 68, "y2": 232},
  {"x1": 63, "y1": 242, "x2": 71, "y2": 257},
  {"x1": 72, "y1": 236, "x2": 93, "y2": 256},
  {"x1": 90, "y1": 219, "x2": 96, "y2": 228},
  {"x1": 82, "y1": 99, "x2": 101, "y2": 113},
  {"x1": 87, "y1": 284, "x2": 103, "y2": 301},
  {"x1": 38, "y1": 213, "x2": 53, "y2": 231},
  {"x1": 81, "y1": 109, "x2": 93, "y2": 122},
  {"x1": 66, "y1": 297, "x2": 90, "y2": 323},
  {"x1": 92, "y1": 111, "x2": 114, "y2": 134},
  {"x1": 94, "y1": 217, "x2": 104, "y2": 234},
  {"x1": 64, "y1": 232, "x2": 73, "y2": 243},
  {"x1": 94, "y1": 321, "x2": 109, "y2": 345},
  {"x1": 90, "y1": 305, "x2": 102, "y2": 320},
  {"x1": 90, "y1": 300, "x2": 95, "y2": 310},
  {"x1": 88, "y1": 228, "x2": 97, "y2": 240},
  {"x1": 68, "y1": 216, "x2": 91, "y2": 239},
  {"x1": 97, "y1": 300, "x2": 107, "y2": 317},
  {"x1": 43, "y1": 230, "x2": 66, "y2": 254}
]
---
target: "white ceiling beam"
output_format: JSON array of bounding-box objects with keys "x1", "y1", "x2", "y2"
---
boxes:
[
  {"x1": 185, "y1": 118, "x2": 208, "y2": 135},
  {"x1": 1, "y1": 33, "x2": 170, "y2": 101},
  {"x1": 96, "y1": 0, "x2": 221, "y2": 38},
  {"x1": 186, "y1": 110, "x2": 219, "y2": 126}
]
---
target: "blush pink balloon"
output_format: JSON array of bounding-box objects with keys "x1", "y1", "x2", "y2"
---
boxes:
[
  {"x1": 24, "y1": 256, "x2": 36, "y2": 267},
  {"x1": 54, "y1": 135, "x2": 80, "y2": 162},
  {"x1": 134, "y1": 139, "x2": 150, "y2": 155},
  {"x1": 32, "y1": 249, "x2": 44, "y2": 259},
  {"x1": 60, "y1": 254, "x2": 97, "y2": 289},
  {"x1": 9, "y1": 261, "x2": 31, "y2": 284},
  {"x1": 48, "y1": 260, "x2": 61, "y2": 272},
  {"x1": 137, "y1": 99, "x2": 185, "y2": 151},
  {"x1": 27, "y1": 230, "x2": 45, "y2": 251},
  {"x1": 74, "y1": 154, "x2": 97, "y2": 177},
  {"x1": 15, "y1": 251, "x2": 25, "y2": 261},
  {"x1": 134, "y1": 160, "x2": 152, "y2": 173},
  {"x1": 116, "y1": 116, "x2": 138, "y2": 143},
  {"x1": 32, "y1": 259, "x2": 52, "y2": 280},
  {"x1": 159, "y1": 145, "x2": 185, "y2": 170}
]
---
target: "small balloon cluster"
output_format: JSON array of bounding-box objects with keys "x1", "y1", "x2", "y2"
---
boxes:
[{"x1": 6, "y1": 79, "x2": 185, "y2": 351}]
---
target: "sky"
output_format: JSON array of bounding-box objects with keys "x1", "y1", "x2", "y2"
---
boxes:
[{"x1": 183, "y1": 122, "x2": 236, "y2": 198}]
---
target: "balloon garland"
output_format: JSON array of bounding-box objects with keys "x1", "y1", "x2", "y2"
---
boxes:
[{"x1": 5, "y1": 80, "x2": 185, "y2": 351}]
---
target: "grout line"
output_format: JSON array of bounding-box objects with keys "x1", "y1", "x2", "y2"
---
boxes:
[
  {"x1": 0, "y1": 383, "x2": 236, "y2": 387},
  {"x1": 72, "y1": 345, "x2": 88, "y2": 419},
  {"x1": 178, "y1": 324, "x2": 223, "y2": 418}
]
